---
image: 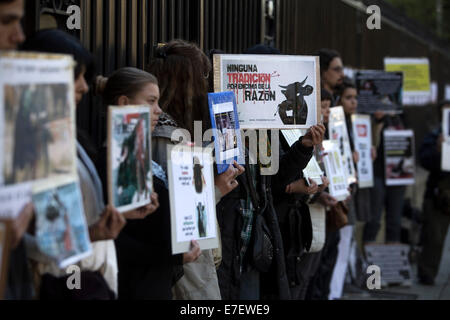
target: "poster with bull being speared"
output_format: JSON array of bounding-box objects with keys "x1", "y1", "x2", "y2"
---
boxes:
[
  {"x1": 214, "y1": 54, "x2": 321, "y2": 129},
  {"x1": 107, "y1": 106, "x2": 153, "y2": 214}
]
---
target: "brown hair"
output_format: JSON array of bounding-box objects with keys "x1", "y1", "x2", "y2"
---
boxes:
[
  {"x1": 96, "y1": 67, "x2": 158, "y2": 106},
  {"x1": 146, "y1": 39, "x2": 211, "y2": 136}
]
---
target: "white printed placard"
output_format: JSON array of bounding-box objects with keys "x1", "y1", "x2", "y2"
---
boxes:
[
  {"x1": 442, "y1": 108, "x2": 450, "y2": 172},
  {"x1": 352, "y1": 114, "x2": 374, "y2": 188},
  {"x1": 384, "y1": 130, "x2": 415, "y2": 186},
  {"x1": 214, "y1": 54, "x2": 321, "y2": 129},
  {"x1": 0, "y1": 182, "x2": 32, "y2": 219},
  {"x1": 322, "y1": 140, "x2": 350, "y2": 202},
  {"x1": 329, "y1": 106, "x2": 357, "y2": 185},
  {"x1": 167, "y1": 145, "x2": 219, "y2": 254}
]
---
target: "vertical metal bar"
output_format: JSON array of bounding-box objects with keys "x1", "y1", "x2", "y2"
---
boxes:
[
  {"x1": 117, "y1": 0, "x2": 127, "y2": 67},
  {"x1": 200, "y1": 0, "x2": 205, "y2": 50}
]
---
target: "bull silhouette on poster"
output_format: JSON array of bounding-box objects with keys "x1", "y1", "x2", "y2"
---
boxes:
[{"x1": 275, "y1": 77, "x2": 314, "y2": 125}]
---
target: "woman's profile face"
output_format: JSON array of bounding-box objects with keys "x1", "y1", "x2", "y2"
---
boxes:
[
  {"x1": 340, "y1": 87, "x2": 358, "y2": 115},
  {"x1": 127, "y1": 83, "x2": 162, "y2": 131},
  {"x1": 74, "y1": 69, "x2": 89, "y2": 106}
]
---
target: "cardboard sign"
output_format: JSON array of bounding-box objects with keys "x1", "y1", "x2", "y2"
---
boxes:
[
  {"x1": 167, "y1": 145, "x2": 219, "y2": 254},
  {"x1": 322, "y1": 140, "x2": 350, "y2": 202},
  {"x1": 442, "y1": 108, "x2": 450, "y2": 172},
  {"x1": 329, "y1": 107, "x2": 357, "y2": 185},
  {"x1": 214, "y1": 54, "x2": 321, "y2": 129},
  {"x1": 0, "y1": 52, "x2": 77, "y2": 188},
  {"x1": 352, "y1": 114, "x2": 374, "y2": 188},
  {"x1": 384, "y1": 130, "x2": 415, "y2": 186},
  {"x1": 207, "y1": 92, "x2": 245, "y2": 174},
  {"x1": 355, "y1": 70, "x2": 403, "y2": 114},
  {"x1": 107, "y1": 106, "x2": 153, "y2": 213},
  {"x1": 384, "y1": 57, "x2": 431, "y2": 106}
]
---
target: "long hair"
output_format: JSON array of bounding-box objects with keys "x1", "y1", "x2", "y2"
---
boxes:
[
  {"x1": 147, "y1": 39, "x2": 211, "y2": 136},
  {"x1": 96, "y1": 67, "x2": 158, "y2": 107}
]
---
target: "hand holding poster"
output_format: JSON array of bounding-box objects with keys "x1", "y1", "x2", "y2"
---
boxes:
[
  {"x1": 281, "y1": 129, "x2": 324, "y2": 185},
  {"x1": 167, "y1": 145, "x2": 218, "y2": 254},
  {"x1": 214, "y1": 54, "x2": 321, "y2": 129},
  {"x1": 355, "y1": 70, "x2": 403, "y2": 114},
  {"x1": 322, "y1": 140, "x2": 350, "y2": 201},
  {"x1": 384, "y1": 58, "x2": 431, "y2": 106},
  {"x1": 442, "y1": 108, "x2": 450, "y2": 172},
  {"x1": 384, "y1": 130, "x2": 415, "y2": 186},
  {"x1": 32, "y1": 180, "x2": 92, "y2": 269},
  {"x1": 352, "y1": 114, "x2": 374, "y2": 188},
  {"x1": 329, "y1": 107, "x2": 357, "y2": 185},
  {"x1": 107, "y1": 106, "x2": 153, "y2": 213},
  {"x1": 207, "y1": 92, "x2": 245, "y2": 174}
]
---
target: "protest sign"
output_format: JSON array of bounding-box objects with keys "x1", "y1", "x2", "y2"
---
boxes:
[
  {"x1": 207, "y1": 92, "x2": 245, "y2": 174},
  {"x1": 352, "y1": 114, "x2": 374, "y2": 188},
  {"x1": 0, "y1": 52, "x2": 77, "y2": 188},
  {"x1": 281, "y1": 129, "x2": 324, "y2": 185},
  {"x1": 384, "y1": 130, "x2": 415, "y2": 186},
  {"x1": 0, "y1": 182, "x2": 32, "y2": 219},
  {"x1": 384, "y1": 57, "x2": 431, "y2": 106},
  {"x1": 322, "y1": 140, "x2": 350, "y2": 202},
  {"x1": 355, "y1": 70, "x2": 403, "y2": 114},
  {"x1": 0, "y1": 221, "x2": 11, "y2": 300},
  {"x1": 107, "y1": 106, "x2": 153, "y2": 213},
  {"x1": 167, "y1": 145, "x2": 219, "y2": 254},
  {"x1": 329, "y1": 107, "x2": 357, "y2": 185},
  {"x1": 32, "y1": 180, "x2": 92, "y2": 269},
  {"x1": 442, "y1": 108, "x2": 450, "y2": 172},
  {"x1": 214, "y1": 54, "x2": 321, "y2": 129}
]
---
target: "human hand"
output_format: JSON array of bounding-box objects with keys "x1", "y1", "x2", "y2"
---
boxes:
[
  {"x1": 89, "y1": 205, "x2": 126, "y2": 241},
  {"x1": 183, "y1": 240, "x2": 201, "y2": 264},
  {"x1": 318, "y1": 192, "x2": 338, "y2": 207},
  {"x1": 302, "y1": 124, "x2": 326, "y2": 148},
  {"x1": 215, "y1": 161, "x2": 245, "y2": 197},
  {"x1": 317, "y1": 176, "x2": 330, "y2": 193},
  {"x1": 10, "y1": 203, "x2": 34, "y2": 249},
  {"x1": 123, "y1": 192, "x2": 160, "y2": 220},
  {"x1": 286, "y1": 178, "x2": 318, "y2": 195}
]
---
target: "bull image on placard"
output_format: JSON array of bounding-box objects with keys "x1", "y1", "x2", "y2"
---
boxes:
[{"x1": 275, "y1": 77, "x2": 313, "y2": 125}]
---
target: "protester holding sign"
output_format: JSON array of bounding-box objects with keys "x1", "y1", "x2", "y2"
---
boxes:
[
  {"x1": 417, "y1": 100, "x2": 450, "y2": 285},
  {"x1": 21, "y1": 30, "x2": 128, "y2": 299}
]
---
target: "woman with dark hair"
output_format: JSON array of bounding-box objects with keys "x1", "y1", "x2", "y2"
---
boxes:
[
  {"x1": 147, "y1": 39, "x2": 245, "y2": 300},
  {"x1": 95, "y1": 67, "x2": 201, "y2": 299},
  {"x1": 21, "y1": 29, "x2": 129, "y2": 300}
]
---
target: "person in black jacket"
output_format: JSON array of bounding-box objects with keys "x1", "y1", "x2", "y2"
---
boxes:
[
  {"x1": 95, "y1": 67, "x2": 201, "y2": 299},
  {"x1": 417, "y1": 100, "x2": 450, "y2": 286}
]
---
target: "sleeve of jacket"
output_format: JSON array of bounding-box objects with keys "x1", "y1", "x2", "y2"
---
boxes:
[
  {"x1": 419, "y1": 129, "x2": 441, "y2": 173},
  {"x1": 271, "y1": 136, "x2": 314, "y2": 197}
]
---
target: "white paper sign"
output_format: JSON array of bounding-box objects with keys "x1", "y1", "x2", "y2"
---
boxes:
[
  {"x1": 384, "y1": 130, "x2": 415, "y2": 186},
  {"x1": 214, "y1": 54, "x2": 321, "y2": 129},
  {"x1": 308, "y1": 203, "x2": 326, "y2": 253},
  {"x1": 445, "y1": 85, "x2": 450, "y2": 101},
  {"x1": 0, "y1": 182, "x2": 32, "y2": 219},
  {"x1": 431, "y1": 82, "x2": 438, "y2": 104},
  {"x1": 322, "y1": 140, "x2": 350, "y2": 202},
  {"x1": 442, "y1": 108, "x2": 450, "y2": 172},
  {"x1": 352, "y1": 114, "x2": 374, "y2": 188},
  {"x1": 167, "y1": 145, "x2": 219, "y2": 254},
  {"x1": 329, "y1": 107, "x2": 357, "y2": 185}
]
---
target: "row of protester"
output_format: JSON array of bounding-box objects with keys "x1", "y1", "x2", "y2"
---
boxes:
[{"x1": 1, "y1": 0, "x2": 449, "y2": 300}]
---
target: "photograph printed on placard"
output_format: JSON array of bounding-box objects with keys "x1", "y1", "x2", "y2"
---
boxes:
[
  {"x1": 3, "y1": 84, "x2": 74, "y2": 185},
  {"x1": 33, "y1": 181, "x2": 92, "y2": 268},
  {"x1": 108, "y1": 106, "x2": 153, "y2": 213}
]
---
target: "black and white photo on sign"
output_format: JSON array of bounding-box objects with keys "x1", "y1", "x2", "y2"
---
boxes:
[
  {"x1": 214, "y1": 54, "x2": 321, "y2": 129},
  {"x1": 0, "y1": 53, "x2": 77, "y2": 188},
  {"x1": 167, "y1": 145, "x2": 218, "y2": 254},
  {"x1": 442, "y1": 108, "x2": 450, "y2": 171},
  {"x1": 329, "y1": 106, "x2": 357, "y2": 185},
  {"x1": 352, "y1": 114, "x2": 374, "y2": 188},
  {"x1": 322, "y1": 140, "x2": 350, "y2": 201},
  {"x1": 213, "y1": 102, "x2": 239, "y2": 160},
  {"x1": 384, "y1": 130, "x2": 415, "y2": 186}
]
